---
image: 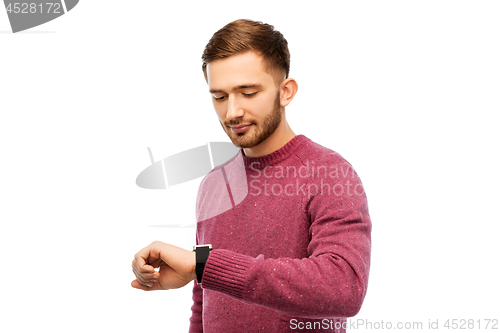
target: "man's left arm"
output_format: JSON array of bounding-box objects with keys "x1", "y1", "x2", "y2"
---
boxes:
[
  {"x1": 131, "y1": 160, "x2": 371, "y2": 318},
  {"x1": 199, "y1": 160, "x2": 371, "y2": 318}
]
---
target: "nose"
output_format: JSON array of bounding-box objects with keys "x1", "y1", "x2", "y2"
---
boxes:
[{"x1": 226, "y1": 95, "x2": 244, "y2": 121}]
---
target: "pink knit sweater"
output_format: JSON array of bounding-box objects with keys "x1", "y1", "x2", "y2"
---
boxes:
[{"x1": 189, "y1": 134, "x2": 371, "y2": 333}]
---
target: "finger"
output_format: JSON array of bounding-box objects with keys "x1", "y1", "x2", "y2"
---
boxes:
[
  {"x1": 147, "y1": 258, "x2": 162, "y2": 269},
  {"x1": 134, "y1": 244, "x2": 161, "y2": 273},
  {"x1": 131, "y1": 279, "x2": 151, "y2": 290},
  {"x1": 135, "y1": 260, "x2": 155, "y2": 274},
  {"x1": 132, "y1": 265, "x2": 159, "y2": 288},
  {"x1": 132, "y1": 263, "x2": 159, "y2": 279},
  {"x1": 131, "y1": 278, "x2": 161, "y2": 290},
  {"x1": 133, "y1": 260, "x2": 155, "y2": 278},
  {"x1": 131, "y1": 265, "x2": 147, "y2": 285},
  {"x1": 131, "y1": 269, "x2": 153, "y2": 288}
]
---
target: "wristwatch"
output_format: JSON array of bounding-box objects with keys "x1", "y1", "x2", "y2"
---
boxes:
[{"x1": 193, "y1": 244, "x2": 212, "y2": 284}]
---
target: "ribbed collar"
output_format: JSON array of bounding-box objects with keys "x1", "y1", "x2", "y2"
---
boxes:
[{"x1": 241, "y1": 134, "x2": 310, "y2": 169}]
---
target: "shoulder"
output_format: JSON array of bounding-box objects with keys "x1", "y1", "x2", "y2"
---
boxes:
[
  {"x1": 295, "y1": 136, "x2": 352, "y2": 168},
  {"x1": 197, "y1": 149, "x2": 243, "y2": 190},
  {"x1": 296, "y1": 137, "x2": 365, "y2": 198}
]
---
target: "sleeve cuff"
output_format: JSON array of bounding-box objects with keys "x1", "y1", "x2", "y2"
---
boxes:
[{"x1": 201, "y1": 249, "x2": 256, "y2": 299}]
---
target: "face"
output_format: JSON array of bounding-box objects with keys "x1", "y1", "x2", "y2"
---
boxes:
[{"x1": 206, "y1": 51, "x2": 283, "y2": 149}]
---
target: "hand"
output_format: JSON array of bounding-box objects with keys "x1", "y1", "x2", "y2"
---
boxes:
[{"x1": 131, "y1": 241, "x2": 197, "y2": 291}]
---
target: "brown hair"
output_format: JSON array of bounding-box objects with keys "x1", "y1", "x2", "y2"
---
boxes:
[{"x1": 202, "y1": 19, "x2": 290, "y2": 85}]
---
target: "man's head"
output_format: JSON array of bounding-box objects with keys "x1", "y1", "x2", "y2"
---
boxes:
[
  {"x1": 202, "y1": 19, "x2": 290, "y2": 86},
  {"x1": 202, "y1": 19, "x2": 298, "y2": 153}
]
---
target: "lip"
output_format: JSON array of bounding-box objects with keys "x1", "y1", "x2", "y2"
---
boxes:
[{"x1": 230, "y1": 124, "x2": 252, "y2": 133}]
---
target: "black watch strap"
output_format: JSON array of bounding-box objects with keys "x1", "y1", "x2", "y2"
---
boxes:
[{"x1": 193, "y1": 244, "x2": 212, "y2": 284}]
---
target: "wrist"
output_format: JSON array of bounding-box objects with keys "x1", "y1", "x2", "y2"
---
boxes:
[{"x1": 191, "y1": 251, "x2": 197, "y2": 281}]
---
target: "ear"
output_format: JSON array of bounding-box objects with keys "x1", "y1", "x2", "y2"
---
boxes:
[{"x1": 279, "y1": 78, "x2": 298, "y2": 107}]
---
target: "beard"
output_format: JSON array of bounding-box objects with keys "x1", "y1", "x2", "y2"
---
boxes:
[{"x1": 220, "y1": 92, "x2": 282, "y2": 149}]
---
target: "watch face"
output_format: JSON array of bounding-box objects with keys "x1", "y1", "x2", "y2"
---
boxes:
[
  {"x1": 194, "y1": 244, "x2": 212, "y2": 250},
  {"x1": 196, "y1": 245, "x2": 211, "y2": 263}
]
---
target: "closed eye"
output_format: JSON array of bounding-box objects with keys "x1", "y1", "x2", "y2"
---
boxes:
[
  {"x1": 243, "y1": 92, "x2": 257, "y2": 98},
  {"x1": 213, "y1": 95, "x2": 226, "y2": 101}
]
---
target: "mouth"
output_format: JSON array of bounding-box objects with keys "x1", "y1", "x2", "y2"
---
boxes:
[{"x1": 229, "y1": 124, "x2": 253, "y2": 134}]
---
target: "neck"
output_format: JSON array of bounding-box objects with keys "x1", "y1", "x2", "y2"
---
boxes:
[{"x1": 243, "y1": 120, "x2": 296, "y2": 158}]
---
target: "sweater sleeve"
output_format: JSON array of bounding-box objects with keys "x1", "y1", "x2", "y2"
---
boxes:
[
  {"x1": 188, "y1": 281, "x2": 204, "y2": 333},
  {"x1": 200, "y1": 161, "x2": 371, "y2": 319}
]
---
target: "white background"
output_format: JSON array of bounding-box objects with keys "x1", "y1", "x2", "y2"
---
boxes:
[{"x1": 1, "y1": 1, "x2": 499, "y2": 332}]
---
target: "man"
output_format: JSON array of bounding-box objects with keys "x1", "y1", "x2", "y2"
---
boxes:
[{"x1": 131, "y1": 19, "x2": 372, "y2": 333}]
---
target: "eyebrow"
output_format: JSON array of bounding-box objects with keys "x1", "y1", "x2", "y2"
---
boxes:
[{"x1": 209, "y1": 83, "x2": 263, "y2": 94}]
